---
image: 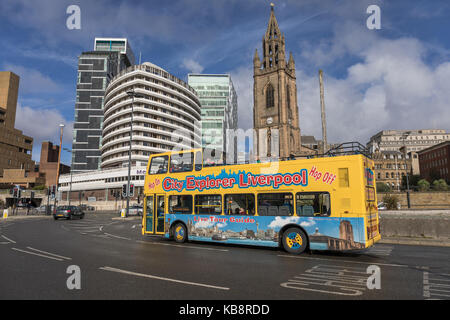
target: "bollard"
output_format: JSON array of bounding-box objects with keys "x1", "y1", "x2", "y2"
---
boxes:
[
  {"x1": 2, "y1": 208, "x2": 9, "y2": 219},
  {"x1": 121, "y1": 209, "x2": 126, "y2": 218}
]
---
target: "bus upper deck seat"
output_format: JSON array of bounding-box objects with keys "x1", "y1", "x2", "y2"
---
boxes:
[
  {"x1": 258, "y1": 206, "x2": 268, "y2": 216},
  {"x1": 302, "y1": 205, "x2": 314, "y2": 216},
  {"x1": 278, "y1": 206, "x2": 290, "y2": 216},
  {"x1": 268, "y1": 206, "x2": 278, "y2": 216}
]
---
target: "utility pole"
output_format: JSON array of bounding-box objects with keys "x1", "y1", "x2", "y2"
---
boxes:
[
  {"x1": 54, "y1": 124, "x2": 65, "y2": 213},
  {"x1": 125, "y1": 90, "x2": 144, "y2": 216},
  {"x1": 319, "y1": 70, "x2": 327, "y2": 154}
]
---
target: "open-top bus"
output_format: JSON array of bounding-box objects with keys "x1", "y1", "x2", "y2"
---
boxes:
[{"x1": 141, "y1": 144, "x2": 380, "y2": 254}]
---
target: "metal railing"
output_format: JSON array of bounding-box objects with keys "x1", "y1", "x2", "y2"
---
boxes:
[{"x1": 306, "y1": 142, "x2": 372, "y2": 159}]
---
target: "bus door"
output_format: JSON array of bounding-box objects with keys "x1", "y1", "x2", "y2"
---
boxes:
[
  {"x1": 155, "y1": 194, "x2": 165, "y2": 234},
  {"x1": 143, "y1": 194, "x2": 165, "y2": 235},
  {"x1": 143, "y1": 195, "x2": 154, "y2": 234}
]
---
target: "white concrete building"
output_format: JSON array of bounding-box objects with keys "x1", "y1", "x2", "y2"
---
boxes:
[{"x1": 101, "y1": 62, "x2": 202, "y2": 169}]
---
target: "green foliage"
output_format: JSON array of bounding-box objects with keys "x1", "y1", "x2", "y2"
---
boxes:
[
  {"x1": 382, "y1": 194, "x2": 399, "y2": 210},
  {"x1": 376, "y1": 182, "x2": 391, "y2": 193},
  {"x1": 432, "y1": 179, "x2": 448, "y2": 191},
  {"x1": 417, "y1": 179, "x2": 430, "y2": 191},
  {"x1": 32, "y1": 185, "x2": 46, "y2": 190}
]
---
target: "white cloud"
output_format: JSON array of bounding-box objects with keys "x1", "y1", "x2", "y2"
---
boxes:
[
  {"x1": 267, "y1": 216, "x2": 300, "y2": 229},
  {"x1": 3, "y1": 64, "x2": 63, "y2": 94},
  {"x1": 300, "y1": 218, "x2": 316, "y2": 227},
  {"x1": 181, "y1": 59, "x2": 204, "y2": 73},
  {"x1": 296, "y1": 24, "x2": 450, "y2": 144},
  {"x1": 15, "y1": 103, "x2": 73, "y2": 162},
  {"x1": 194, "y1": 219, "x2": 216, "y2": 229}
]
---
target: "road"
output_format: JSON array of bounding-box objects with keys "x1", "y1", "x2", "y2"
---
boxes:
[{"x1": 1, "y1": 213, "x2": 449, "y2": 300}]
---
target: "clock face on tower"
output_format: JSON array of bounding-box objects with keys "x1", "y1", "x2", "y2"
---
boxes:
[{"x1": 266, "y1": 117, "x2": 273, "y2": 125}]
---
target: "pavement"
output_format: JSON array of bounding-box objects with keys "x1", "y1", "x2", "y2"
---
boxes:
[{"x1": 1, "y1": 212, "x2": 449, "y2": 300}]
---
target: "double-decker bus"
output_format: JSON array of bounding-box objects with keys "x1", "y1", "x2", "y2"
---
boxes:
[{"x1": 141, "y1": 144, "x2": 380, "y2": 254}]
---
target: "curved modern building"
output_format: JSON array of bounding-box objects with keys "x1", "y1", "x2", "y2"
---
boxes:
[{"x1": 101, "y1": 62, "x2": 202, "y2": 169}]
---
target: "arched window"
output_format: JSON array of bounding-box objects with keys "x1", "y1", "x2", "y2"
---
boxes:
[{"x1": 266, "y1": 84, "x2": 274, "y2": 108}]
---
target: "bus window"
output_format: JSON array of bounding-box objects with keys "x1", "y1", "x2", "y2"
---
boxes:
[
  {"x1": 296, "y1": 192, "x2": 331, "y2": 217},
  {"x1": 195, "y1": 151, "x2": 202, "y2": 171},
  {"x1": 169, "y1": 195, "x2": 193, "y2": 214},
  {"x1": 225, "y1": 194, "x2": 255, "y2": 215},
  {"x1": 149, "y1": 155, "x2": 168, "y2": 174},
  {"x1": 257, "y1": 193, "x2": 294, "y2": 216},
  {"x1": 195, "y1": 195, "x2": 222, "y2": 215},
  {"x1": 170, "y1": 152, "x2": 194, "y2": 173}
]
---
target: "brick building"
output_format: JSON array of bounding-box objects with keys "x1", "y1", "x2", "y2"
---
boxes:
[
  {"x1": 418, "y1": 141, "x2": 450, "y2": 183},
  {"x1": 38, "y1": 141, "x2": 71, "y2": 187}
]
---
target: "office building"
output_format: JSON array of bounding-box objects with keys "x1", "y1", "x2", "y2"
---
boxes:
[
  {"x1": 187, "y1": 74, "x2": 238, "y2": 160},
  {"x1": 367, "y1": 129, "x2": 449, "y2": 154},
  {"x1": 0, "y1": 71, "x2": 40, "y2": 187},
  {"x1": 72, "y1": 38, "x2": 135, "y2": 173}
]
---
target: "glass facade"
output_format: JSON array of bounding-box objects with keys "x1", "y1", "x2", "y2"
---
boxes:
[
  {"x1": 71, "y1": 38, "x2": 135, "y2": 173},
  {"x1": 187, "y1": 74, "x2": 238, "y2": 159}
]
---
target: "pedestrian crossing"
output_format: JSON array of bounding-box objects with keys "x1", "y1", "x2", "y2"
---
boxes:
[
  {"x1": 364, "y1": 245, "x2": 393, "y2": 257},
  {"x1": 424, "y1": 271, "x2": 450, "y2": 300}
]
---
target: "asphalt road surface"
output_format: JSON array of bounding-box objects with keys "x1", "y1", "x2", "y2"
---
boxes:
[{"x1": 1, "y1": 213, "x2": 449, "y2": 300}]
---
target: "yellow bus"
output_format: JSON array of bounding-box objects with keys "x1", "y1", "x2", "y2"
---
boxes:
[{"x1": 142, "y1": 146, "x2": 380, "y2": 254}]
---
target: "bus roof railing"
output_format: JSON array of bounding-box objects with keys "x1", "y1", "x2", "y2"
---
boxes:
[{"x1": 305, "y1": 142, "x2": 371, "y2": 159}]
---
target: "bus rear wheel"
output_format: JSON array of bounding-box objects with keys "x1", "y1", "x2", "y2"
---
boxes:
[
  {"x1": 282, "y1": 227, "x2": 307, "y2": 254},
  {"x1": 173, "y1": 223, "x2": 187, "y2": 243}
]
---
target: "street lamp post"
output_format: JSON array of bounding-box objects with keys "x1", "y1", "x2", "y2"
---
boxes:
[
  {"x1": 54, "y1": 124, "x2": 65, "y2": 212},
  {"x1": 401, "y1": 131, "x2": 411, "y2": 209},
  {"x1": 125, "y1": 89, "x2": 144, "y2": 216},
  {"x1": 63, "y1": 148, "x2": 73, "y2": 206}
]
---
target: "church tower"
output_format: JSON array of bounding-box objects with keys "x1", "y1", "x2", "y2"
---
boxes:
[{"x1": 253, "y1": 3, "x2": 301, "y2": 159}]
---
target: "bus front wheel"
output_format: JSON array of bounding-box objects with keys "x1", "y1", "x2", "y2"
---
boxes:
[
  {"x1": 173, "y1": 223, "x2": 187, "y2": 243},
  {"x1": 282, "y1": 227, "x2": 307, "y2": 254}
]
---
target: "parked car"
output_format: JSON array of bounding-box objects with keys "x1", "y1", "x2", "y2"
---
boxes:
[
  {"x1": 54, "y1": 205, "x2": 85, "y2": 220},
  {"x1": 377, "y1": 202, "x2": 401, "y2": 210},
  {"x1": 377, "y1": 202, "x2": 387, "y2": 210},
  {"x1": 121, "y1": 204, "x2": 143, "y2": 217},
  {"x1": 78, "y1": 204, "x2": 95, "y2": 211}
]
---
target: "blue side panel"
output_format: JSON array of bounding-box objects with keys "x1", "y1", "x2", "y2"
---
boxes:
[{"x1": 165, "y1": 214, "x2": 366, "y2": 250}]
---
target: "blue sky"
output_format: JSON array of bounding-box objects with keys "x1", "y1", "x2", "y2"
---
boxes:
[{"x1": 0, "y1": 0, "x2": 449, "y2": 166}]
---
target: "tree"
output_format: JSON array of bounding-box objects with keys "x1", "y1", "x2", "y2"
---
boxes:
[
  {"x1": 376, "y1": 182, "x2": 391, "y2": 193},
  {"x1": 382, "y1": 194, "x2": 399, "y2": 210},
  {"x1": 417, "y1": 179, "x2": 430, "y2": 191},
  {"x1": 432, "y1": 179, "x2": 448, "y2": 191}
]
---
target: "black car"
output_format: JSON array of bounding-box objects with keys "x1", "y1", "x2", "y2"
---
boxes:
[{"x1": 54, "y1": 205, "x2": 85, "y2": 220}]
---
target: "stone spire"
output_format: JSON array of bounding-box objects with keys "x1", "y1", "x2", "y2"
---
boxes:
[
  {"x1": 262, "y1": 3, "x2": 286, "y2": 69},
  {"x1": 253, "y1": 48, "x2": 261, "y2": 70}
]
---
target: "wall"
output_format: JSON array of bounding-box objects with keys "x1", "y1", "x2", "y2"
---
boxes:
[{"x1": 378, "y1": 191, "x2": 450, "y2": 209}]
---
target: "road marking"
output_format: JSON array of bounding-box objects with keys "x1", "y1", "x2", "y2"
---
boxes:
[
  {"x1": 1, "y1": 235, "x2": 16, "y2": 244},
  {"x1": 424, "y1": 271, "x2": 450, "y2": 300},
  {"x1": 277, "y1": 254, "x2": 410, "y2": 268},
  {"x1": 280, "y1": 264, "x2": 369, "y2": 296},
  {"x1": 104, "y1": 233, "x2": 131, "y2": 240},
  {"x1": 99, "y1": 266, "x2": 230, "y2": 291},
  {"x1": 364, "y1": 246, "x2": 393, "y2": 257},
  {"x1": 136, "y1": 240, "x2": 229, "y2": 252},
  {"x1": 26, "y1": 247, "x2": 72, "y2": 260},
  {"x1": 12, "y1": 247, "x2": 64, "y2": 261}
]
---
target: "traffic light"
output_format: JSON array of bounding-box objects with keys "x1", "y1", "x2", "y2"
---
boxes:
[
  {"x1": 129, "y1": 184, "x2": 134, "y2": 197},
  {"x1": 122, "y1": 184, "x2": 127, "y2": 197}
]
